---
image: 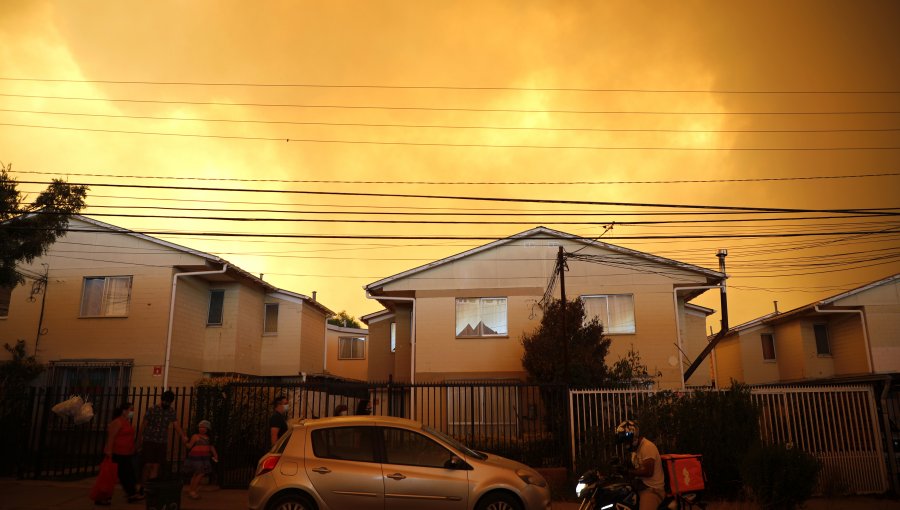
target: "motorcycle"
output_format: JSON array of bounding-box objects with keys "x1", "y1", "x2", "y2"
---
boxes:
[{"x1": 574, "y1": 462, "x2": 705, "y2": 510}]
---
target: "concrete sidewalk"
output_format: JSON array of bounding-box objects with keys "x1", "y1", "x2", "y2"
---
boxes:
[{"x1": 2, "y1": 478, "x2": 899, "y2": 510}]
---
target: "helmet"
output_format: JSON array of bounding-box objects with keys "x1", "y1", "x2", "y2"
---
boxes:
[{"x1": 615, "y1": 420, "x2": 639, "y2": 449}]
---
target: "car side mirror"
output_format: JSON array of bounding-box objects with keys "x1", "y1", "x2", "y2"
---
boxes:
[{"x1": 444, "y1": 456, "x2": 471, "y2": 470}]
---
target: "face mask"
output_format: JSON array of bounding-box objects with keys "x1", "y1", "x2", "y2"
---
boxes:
[
  {"x1": 282, "y1": 404, "x2": 290, "y2": 412},
  {"x1": 128, "y1": 411, "x2": 134, "y2": 419}
]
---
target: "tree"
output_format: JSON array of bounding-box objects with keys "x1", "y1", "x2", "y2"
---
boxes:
[
  {"x1": 1, "y1": 163, "x2": 88, "y2": 287},
  {"x1": 608, "y1": 344, "x2": 659, "y2": 388},
  {"x1": 328, "y1": 310, "x2": 362, "y2": 329},
  {"x1": 521, "y1": 298, "x2": 611, "y2": 386}
]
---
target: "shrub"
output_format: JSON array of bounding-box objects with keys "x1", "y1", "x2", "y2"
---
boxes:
[{"x1": 741, "y1": 443, "x2": 820, "y2": 509}]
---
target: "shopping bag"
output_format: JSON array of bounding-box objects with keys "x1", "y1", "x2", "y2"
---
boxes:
[
  {"x1": 51, "y1": 395, "x2": 84, "y2": 417},
  {"x1": 74, "y1": 402, "x2": 94, "y2": 425},
  {"x1": 89, "y1": 457, "x2": 118, "y2": 502}
]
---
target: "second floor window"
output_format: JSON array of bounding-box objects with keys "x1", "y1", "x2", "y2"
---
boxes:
[
  {"x1": 814, "y1": 324, "x2": 831, "y2": 355},
  {"x1": 339, "y1": 337, "x2": 366, "y2": 359},
  {"x1": 456, "y1": 297, "x2": 508, "y2": 337},
  {"x1": 80, "y1": 276, "x2": 132, "y2": 317},
  {"x1": 761, "y1": 333, "x2": 776, "y2": 361},
  {"x1": 582, "y1": 294, "x2": 635, "y2": 334},
  {"x1": 390, "y1": 322, "x2": 397, "y2": 352},
  {"x1": 264, "y1": 303, "x2": 279, "y2": 333},
  {"x1": 0, "y1": 285, "x2": 11, "y2": 318},
  {"x1": 207, "y1": 289, "x2": 225, "y2": 325}
]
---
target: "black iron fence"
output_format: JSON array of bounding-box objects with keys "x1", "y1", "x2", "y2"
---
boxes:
[{"x1": 4, "y1": 380, "x2": 569, "y2": 488}]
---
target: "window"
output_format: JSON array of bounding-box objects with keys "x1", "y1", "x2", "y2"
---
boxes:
[
  {"x1": 47, "y1": 360, "x2": 132, "y2": 394},
  {"x1": 455, "y1": 297, "x2": 508, "y2": 337},
  {"x1": 264, "y1": 303, "x2": 279, "y2": 333},
  {"x1": 761, "y1": 333, "x2": 776, "y2": 361},
  {"x1": 814, "y1": 324, "x2": 831, "y2": 355},
  {"x1": 582, "y1": 294, "x2": 636, "y2": 334},
  {"x1": 311, "y1": 426, "x2": 376, "y2": 462},
  {"x1": 0, "y1": 286, "x2": 11, "y2": 318},
  {"x1": 390, "y1": 322, "x2": 396, "y2": 352},
  {"x1": 207, "y1": 290, "x2": 225, "y2": 325},
  {"x1": 381, "y1": 428, "x2": 454, "y2": 468},
  {"x1": 339, "y1": 337, "x2": 366, "y2": 359},
  {"x1": 80, "y1": 276, "x2": 132, "y2": 317}
]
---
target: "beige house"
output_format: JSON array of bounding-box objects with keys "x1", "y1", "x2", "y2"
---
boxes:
[
  {"x1": 363, "y1": 227, "x2": 725, "y2": 389},
  {"x1": 0, "y1": 215, "x2": 333, "y2": 389},
  {"x1": 714, "y1": 273, "x2": 900, "y2": 385},
  {"x1": 324, "y1": 323, "x2": 370, "y2": 381}
]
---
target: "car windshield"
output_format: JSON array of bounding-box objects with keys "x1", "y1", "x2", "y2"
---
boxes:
[{"x1": 423, "y1": 425, "x2": 487, "y2": 460}]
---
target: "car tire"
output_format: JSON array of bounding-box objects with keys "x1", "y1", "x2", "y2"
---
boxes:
[
  {"x1": 267, "y1": 492, "x2": 317, "y2": 510},
  {"x1": 475, "y1": 491, "x2": 523, "y2": 510}
]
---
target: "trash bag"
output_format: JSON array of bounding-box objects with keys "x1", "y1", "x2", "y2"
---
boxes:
[
  {"x1": 51, "y1": 395, "x2": 84, "y2": 417},
  {"x1": 74, "y1": 401, "x2": 94, "y2": 425},
  {"x1": 89, "y1": 457, "x2": 118, "y2": 502}
]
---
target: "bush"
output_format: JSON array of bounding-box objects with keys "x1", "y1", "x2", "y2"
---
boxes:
[{"x1": 741, "y1": 443, "x2": 820, "y2": 510}]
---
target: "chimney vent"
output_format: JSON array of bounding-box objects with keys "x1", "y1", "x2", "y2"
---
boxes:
[
  {"x1": 774, "y1": 300, "x2": 779, "y2": 314},
  {"x1": 312, "y1": 291, "x2": 317, "y2": 301}
]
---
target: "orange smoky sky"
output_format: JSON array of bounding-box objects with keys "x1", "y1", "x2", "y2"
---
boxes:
[{"x1": 1, "y1": 0, "x2": 899, "y2": 327}]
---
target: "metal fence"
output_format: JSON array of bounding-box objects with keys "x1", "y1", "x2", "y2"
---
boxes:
[{"x1": 568, "y1": 385, "x2": 893, "y2": 495}]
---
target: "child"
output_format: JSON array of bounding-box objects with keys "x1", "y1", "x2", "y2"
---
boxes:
[{"x1": 183, "y1": 420, "x2": 218, "y2": 500}]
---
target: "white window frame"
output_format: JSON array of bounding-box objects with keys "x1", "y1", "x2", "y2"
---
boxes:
[
  {"x1": 390, "y1": 322, "x2": 397, "y2": 353},
  {"x1": 264, "y1": 303, "x2": 279, "y2": 334},
  {"x1": 455, "y1": 297, "x2": 508, "y2": 338},
  {"x1": 761, "y1": 333, "x2": 777, "y2": 361},
  {"x1": 581, "y1": 294, "x2": 636, "y2": 334},
  {"x1": 338, "y1": 337, "x2": 366, "y2": 360},
  {"x1": 80, "y1": 276, "x2": 133, "y2": 317}
]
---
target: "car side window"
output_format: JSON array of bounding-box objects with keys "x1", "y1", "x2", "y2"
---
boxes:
[
  {"x1": 311, "y1": 426, "x2": 376, "y2": 463},
  {"x1": 381, "y1": 427, "x2": 454, "y2": 468}
]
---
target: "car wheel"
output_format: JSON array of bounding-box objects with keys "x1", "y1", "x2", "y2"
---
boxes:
[
  {"x1": 475, "y1": 492, "x2": 523, "y2": 510},
  {"x1": 267, "y1": 492, "x2": 316, "y2": 510}
]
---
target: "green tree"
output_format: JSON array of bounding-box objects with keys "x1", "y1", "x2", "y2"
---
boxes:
[
  {"x1": 521, "y1": 298, "x2": 611, "y2": 386},
  {"x1": 328, "y1": 310, "x2": 362, "y2": 329},
  {"x1": 608, "y1": 344, "x2": 659, "y2": 388},
  {"x1": 1, "y1": 163, "x2": 88, "y2": 287}
]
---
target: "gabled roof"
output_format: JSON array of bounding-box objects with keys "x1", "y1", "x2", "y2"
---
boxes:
[
  {"x1": 65, "y1": 215, "x2": 331, "y2": 314},
  {"x1": 361, "y1": 309, "x2": 394, "y2": 325},
  {"x1": 722, "y1": 272, "x2": 900, "y2": 338},
  {"x1": 365, "y1": 226, "x2": 724, "y2": 292}
]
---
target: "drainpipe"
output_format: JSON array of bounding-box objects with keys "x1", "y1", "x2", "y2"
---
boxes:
[
  {"x1": 813, "y1": 305, "x2": 874, "y2": 373},
  {"x1": 365, "y1": 291, "x2": 416, "y2": 416},
  {"x1": 673, "y1": 284, "x2": 725, "y2": 389},
  {"x1": 164, "y1": 264, "x2": 228, "y2": 388}
]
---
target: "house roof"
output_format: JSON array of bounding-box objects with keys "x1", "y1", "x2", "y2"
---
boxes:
[
  {"x1": 327, "y1": 323, "x2": 369, "y2": 335},
  {"x1": 360, "y1": 309, "x2": 394, "y2": 325},
  {"x1": 721, "y1": 272, "x2": 900, "y2": 338},
  {"x1": 365, "y1": 226, "x2": 724, "y2": 293},
  {"x1": 66, "y1": 215, "x2": 333, "y2": 315}
]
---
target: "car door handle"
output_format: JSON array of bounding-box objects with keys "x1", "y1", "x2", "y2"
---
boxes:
[
  {"x1": 311, "y1": 467, "x2": 331, "y2": 474},
  {"x1": 386, "y1": 473, "x2": 406, "y2": 480}
]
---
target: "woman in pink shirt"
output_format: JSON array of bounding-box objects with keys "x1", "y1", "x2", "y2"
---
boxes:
[{"x1": 99, "y1": 402, "x2": 144, "y2": 505}]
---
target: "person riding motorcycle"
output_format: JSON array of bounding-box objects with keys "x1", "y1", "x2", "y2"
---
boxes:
[{"x1": 616, "y1": 420, "x2": 666, "y2": 510}]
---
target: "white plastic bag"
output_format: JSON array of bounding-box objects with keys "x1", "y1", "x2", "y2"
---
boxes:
[
  {"x1": 51, "y1": 395, "x2": 84, "y2": 417},
  {"x1": 74, "y1": 401, "x2": 94, "y2": 425}
]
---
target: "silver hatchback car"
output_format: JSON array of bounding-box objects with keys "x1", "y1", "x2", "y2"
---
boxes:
[{"x1": 248, "y1": 415, "x2": 551, "y2": 510}]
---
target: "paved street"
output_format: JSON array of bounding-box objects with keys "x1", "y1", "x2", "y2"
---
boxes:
[{"x1": 2, "y1": 478, "x2": 899, "y2": 510}]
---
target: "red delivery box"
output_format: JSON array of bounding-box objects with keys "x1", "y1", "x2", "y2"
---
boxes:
[{"x1": 661, "y1": 454, "x2": 705, "y2": 494}]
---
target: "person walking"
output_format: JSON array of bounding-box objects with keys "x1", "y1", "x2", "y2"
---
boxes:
[
  {"x1": 183, "y1": 420, "x2": 218, "y2": 500},
  {"x1": 269, "y1": 395, "x2": 290, "y2": 447},
  {"x1": 139, "y1": 390, "x2": 188, "y2": 482},
  {"x1": 355, "y1": 398, "x2": 372, "y2": 415},
  {"x1": 97, "y1": 402, "x2": 144, "y2": 505}
]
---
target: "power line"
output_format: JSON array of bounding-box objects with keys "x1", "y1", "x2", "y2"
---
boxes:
[
  {"x1": 7, "y1": 107, "x2": 900, "y2": 135},
  {"x1": 15, "y1": 169, "x2": 900, "y2": 186},
  {"x1": 4, "y1": 77, "x2": 900, "y2": 94},
  {"x1": 7, "y1": 121, "x2": 900, "y2": 151},
  {"x1": 16, "y1": 180, "x2": 900, "y2": 215},
  {"x1": 4, "y1": 92, "x2": 900, "y2": 116}
]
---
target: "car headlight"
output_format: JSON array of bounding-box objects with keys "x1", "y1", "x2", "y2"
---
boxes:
[{"x1": 516, "y1": 469, "x2": 548, "y2": 488}]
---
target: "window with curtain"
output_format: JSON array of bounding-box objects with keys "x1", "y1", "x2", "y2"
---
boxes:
[
  {"x1": 390, "y1": 322, "x2": 396, "y2": 352},
  {"x1": 339, "y1": 337, "x2": 366, "y2": 359},
  {"x1": 581, "y1": 294, "x2": 636, "y2": 334},
  {"x1": 761, "y1": 333, "x2": 776, "y2": 361},
  {"x1": 207, "y1": 289, "x2": 225, "y2": 325},
  {"x1": 80, "y1": 276, "x2": 132, "y2": 317},
  {"x1": 455, "y1": 297, "x2": 508, "y2": 337},
  {"x1": 264, "y1": 303, "x2": 279, "y2": 333}
]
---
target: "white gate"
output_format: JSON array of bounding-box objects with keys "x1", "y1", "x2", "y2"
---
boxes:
[{"x1": 569, "y1": 385, "x2": 890, "y2": 494}]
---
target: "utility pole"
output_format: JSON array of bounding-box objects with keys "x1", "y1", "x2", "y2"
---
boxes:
[{"x1": 558, "y1": 247, "x2": 569, "y2": 384}]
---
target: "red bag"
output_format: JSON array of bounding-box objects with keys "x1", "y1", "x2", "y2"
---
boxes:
[
  {"x1": 661, "y1": 454, "x2": 705, "y2": 495},
  {"x1": 89, "y1": 457, "x2": 118, "y2": 502}
]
